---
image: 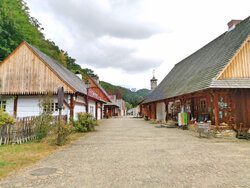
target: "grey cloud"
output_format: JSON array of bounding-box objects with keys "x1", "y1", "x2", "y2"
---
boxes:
[
  {"x1": 73, "y1": 41, "x2": 162, "y2": 72},
  {"x1": 46, "y1": 0, "x2": 164, "y2": 39},
  {"x1": 26, "y1": 0, "x2": 165, "y2": 73}
]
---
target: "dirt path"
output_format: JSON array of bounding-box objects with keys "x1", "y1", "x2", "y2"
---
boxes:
[{"x1": 0, "y1": 117, "x2": 249, "y2": 187}]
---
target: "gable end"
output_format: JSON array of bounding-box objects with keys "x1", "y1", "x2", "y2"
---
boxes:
[
  {"x1": 217, "y1": 35, "x2": 250, "y2": 79},
  {"x1": 0, "y1": 43, "x2": 75, "y2": 95}
]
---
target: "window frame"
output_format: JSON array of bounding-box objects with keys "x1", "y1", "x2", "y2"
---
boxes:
[
  {"x1": 200, "y1": 99, "x2": 206, "y2": 113},
  {"x1": 0, "y1": 101, "x2": 7, "y2": 112},
  {"x1": 90, "y1": 106, "x2": 94, "y2": 115},
  {"x1": 55, "y1": 103, "x2": 58, "y2": 112}
]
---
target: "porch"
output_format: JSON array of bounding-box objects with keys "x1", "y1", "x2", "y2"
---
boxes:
[{"x1": 142, "y1": 88, "x2": 250, "y2": 134}]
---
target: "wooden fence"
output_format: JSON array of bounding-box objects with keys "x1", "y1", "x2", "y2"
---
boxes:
[{"x1": 0, "y1": 115, "x2": 67, "y2": 145}]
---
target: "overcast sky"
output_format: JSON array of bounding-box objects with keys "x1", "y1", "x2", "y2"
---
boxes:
[{"x1": 25, "y1": 0, "x2": 250, "y2": 90}]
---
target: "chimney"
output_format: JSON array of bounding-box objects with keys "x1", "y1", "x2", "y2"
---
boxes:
[
  {"x1": 75, "y1": 72, "x2": 82, "y2": 80},
  {"x1": 227, "y1": 19, "x2": 242, "y2": 31}
]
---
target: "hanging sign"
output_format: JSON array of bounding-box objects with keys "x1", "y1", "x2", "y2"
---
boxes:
[{"x1": 58, "y1": 87, "x2": 64, "y2": 109}]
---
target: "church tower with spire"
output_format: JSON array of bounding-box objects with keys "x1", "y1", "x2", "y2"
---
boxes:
[{"x1": 150, "y1": 69, "x2": 157, "y2": 91}]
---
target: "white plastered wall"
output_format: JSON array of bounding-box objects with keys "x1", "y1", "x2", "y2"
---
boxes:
[
  {"x1": 74, "y1": 96, "x2": 86, "y2": 120},
  {"x1": 1, "y1": 95, "x2": 71, "y2": 118}
]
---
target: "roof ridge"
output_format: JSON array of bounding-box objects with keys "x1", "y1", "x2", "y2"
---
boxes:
[
  {"x1": 143, "y1": 16, "x2": 250, "y2": 104},
  {"x1": 25, "y1": 41, "x2": 75, "y2": 77},
  {"x1": 24, "y1": 42, "x2": 87, "y2": 95},
  {"x1": 89, "y1": 76, "x2": 111, "y2": 101}
]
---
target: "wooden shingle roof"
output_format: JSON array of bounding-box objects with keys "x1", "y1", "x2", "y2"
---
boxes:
[
  {"x1": 144, "y1": 17, "x2": 250, "y2": 104},
  {"x1": 89, "y1": 77, "x2": 111, "y2": 102},
  {"x1": 26, "y1": 42, "x2": 87, "y2": 95}
]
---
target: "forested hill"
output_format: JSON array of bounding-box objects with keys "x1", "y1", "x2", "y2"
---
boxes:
[
  {"x1": 100, "y1": 81, "x2": 151, "y2": 107},
  {"x1": 0, "y1": 0, "x2": 97, "y2": 78},
  {"x1": 0, "y1": 0, "x2": 150, "y2": 107}
]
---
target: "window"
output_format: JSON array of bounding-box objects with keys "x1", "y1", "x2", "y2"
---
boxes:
[
  {"x1": 43, "y1": 103, "x2": 49, "y2": 112},
  {"x1": 90, "y1": 106, "x2": 94, "y2": 115},
  {"x1": 55, "y1": 103, "x2": 58, "y2": 111},
  {"x1": 51, "y1": 103, "x2": 58, "y2": 112},
  {"x1": 51, "y1": 103, "x2": 54, "y2": 112},
  {"x1": 0, "y1": 101, "x2": 6, "y2": 112},
  {"x1": 44, "y1": 103, "x2": 59, "y2": 112},
  {"x1": 200, "y1": 99, "x2": 206, "y2": 113}
]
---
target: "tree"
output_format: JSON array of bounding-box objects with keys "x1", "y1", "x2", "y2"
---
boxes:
[
  {"x1": 0, "y1": 0, "x2": 97, "y2": 78},
  {"x1": 125, "y1": 102, "x2": 133, "y2": 110}
]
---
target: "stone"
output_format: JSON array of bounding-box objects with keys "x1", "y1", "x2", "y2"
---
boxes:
[{"x1": 30, "y1": 168, "x2": 57, "y2": 176}]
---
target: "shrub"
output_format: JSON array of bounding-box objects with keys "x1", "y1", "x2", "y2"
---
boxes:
[
  {"x1": 0, "y1": 109, "x2": 14, "y2": 127},
  {"x1": 32, "y1": 115, "x2": 53, "y2": 140},
  {"x1": 73, "y1": 112, "x2": 97, "y2": 132},
  {"x1": 55, "y1": 120, "x2": 74, "y2": 145},
  {"x1": 33, "y1": 94, "x2": 53, "y2": 140}
]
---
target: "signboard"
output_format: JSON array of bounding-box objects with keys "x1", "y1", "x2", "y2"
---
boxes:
[
  {"x1": 57, "y1": 87, "x2": 64, "y2": 109},
  {"x1": 198, "y1": 122, "x2": 211, "y2": 133}
]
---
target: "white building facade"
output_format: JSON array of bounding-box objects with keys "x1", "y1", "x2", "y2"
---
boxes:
[{"x1": 0, "y1": 42, "x2": 108, "y2": 121}]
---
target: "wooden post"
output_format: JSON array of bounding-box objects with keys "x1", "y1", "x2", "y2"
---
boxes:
[
  {"x1": 165, "y1": 100, "x2": 168, "y2": 121},
  {"x1": 101, "y1": 103, "x2": 103, "y2": 120},
  {"x1": 84, "y1": 95, "x2": 87, "y2": 113},
  {"x1": 153, "y1": 103, "x2": 155, "y2": 119},
  {"x1": 213, "y1": 92, "x2": 219, "y2": 126},
  {"x1": 149, "y1": 104, "x2": 151, "y2": 119},
  {"x1": 149, "y1": 104, "x2": 152, "y2": 119},
  {"x1": 57, "y1": 108, "x2": 62, "y2": 145},
  {"x1": 241, "y1": 89, "x2": 247, "y2": 126},
  {"x1": 57, "y1": 87, "x2": 64, "y2": 145},
  {"x1": 86, "y1": 89, "x2": 89, "y2": 113},
  {"x1": 110, "y1": 107, "x2": 113, "y2": 117},
  {"x1": 95, "y1": 101, "x2": 98, "y2": 120},
  {"x1": 153, "y1": 103, "x2": 156, "y2": 120},
  {"x1": 247, "y1": 90, "x2": 250, "y2": 128},
  {"x1": 191, "y1": 98, "x2": 194, "y2": 120},
  {"x1": 14, "y1": 96, "x2": 18, "y2": 118},
  {"x1": 70, "y1": 94, "x2": 74, "y2": 118}
]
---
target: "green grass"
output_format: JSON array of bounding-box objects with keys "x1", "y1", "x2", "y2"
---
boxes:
[
  {"x1": 0, "y1": 132, "x2": 86, "y2": 179},
  {"x1": 0, "y1": 161, "x2": 9, "y2": 167}
]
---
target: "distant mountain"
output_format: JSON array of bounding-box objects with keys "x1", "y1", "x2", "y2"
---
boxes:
[
  {"x1": 136, "y1": 89, "x2": 151, "y2": 99},
  {"x1": 100, "y1": 81, "x2": 150, "y2": 107}
]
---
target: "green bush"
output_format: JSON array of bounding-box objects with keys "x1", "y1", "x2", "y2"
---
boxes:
[
  {"x1": 32, "y1": 115, "x2": 53, "y2": 140},
  {"x1": 55, "y1": 120, "x2": 74, "y2": 145},
  {"x1": 0, "y1": 110, "x2": 15, "y2": 127},
  {"x1": 33, "y1": 94, "x2": 53, "y2": 140},
  {"x1": 73, "y1": 112, "x2": 97, "y2": 132}
]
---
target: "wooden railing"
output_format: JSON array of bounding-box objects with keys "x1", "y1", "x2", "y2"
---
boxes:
[{"x1": 0, "y1": 115, "x2": 67, "y2": 145}]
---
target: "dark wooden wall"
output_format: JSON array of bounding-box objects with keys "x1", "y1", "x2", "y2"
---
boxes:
[{"x1": 144, "y1": 88, "x2": 250, "y2": 129}]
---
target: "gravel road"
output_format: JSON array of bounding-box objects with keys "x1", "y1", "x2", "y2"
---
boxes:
[{"x1": 0, "y1": 117, "x2": 249, "y2": 188}]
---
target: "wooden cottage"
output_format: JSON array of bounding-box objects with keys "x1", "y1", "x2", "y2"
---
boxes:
[
  {"x1": 116, "y1": 98, "x2": 127, "y2": 116},
  {"x1": 104, "y1": 94, "x2": 126, "y2": 118},
  {"x1": 0, "y1": 42, "x2": 107, "y2": 120},
  {"x1": 85, "y1": 76, "x2": 112, "y2": 119},
  {"x1": 142, "y1": 17, "x2": 250, "y2": 132},
  {"x1": 138, "y1": 99, "x2": 146, "y2": 117}
]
